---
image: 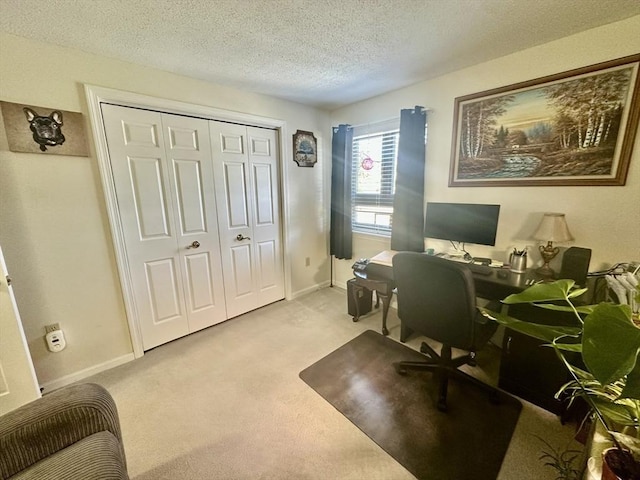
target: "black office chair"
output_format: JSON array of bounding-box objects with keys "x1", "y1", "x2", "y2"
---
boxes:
[{"x1": 392, "y1": 252, "x2": 499, "y2": 412}]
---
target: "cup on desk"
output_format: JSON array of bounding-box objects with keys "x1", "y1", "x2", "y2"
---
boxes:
[{"x1": 509, "y1": 253, "x2": 527, "y2": 273}]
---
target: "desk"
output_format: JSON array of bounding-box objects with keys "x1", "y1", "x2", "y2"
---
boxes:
[
  {"x1": 471, "y1": 266, "x2": 548, "y2": 299},
  {"x1": 351, "y1": 250, "x2": 585, "y2": 415},
  {"x1": 349, "y1": 250, "x2": 547, "y2": 337},
  {"x1": 350, "y1": 270, "x2": 394, "y2": 335}
]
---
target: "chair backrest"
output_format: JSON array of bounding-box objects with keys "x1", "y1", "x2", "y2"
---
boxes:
[{"x1": 393, "y1": 252, "x2": 478, "y2": 350}]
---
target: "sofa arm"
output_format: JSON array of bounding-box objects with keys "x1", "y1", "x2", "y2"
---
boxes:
[{"x1": 0, "y1": 383, "x2": 126, "y2": 479}]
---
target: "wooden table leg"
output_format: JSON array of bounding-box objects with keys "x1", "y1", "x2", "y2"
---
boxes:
[{"x1": 378, "y1": 291, "x2": 390, "y2": 336}]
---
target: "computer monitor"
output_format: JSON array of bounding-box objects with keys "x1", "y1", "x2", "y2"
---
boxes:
[{"x1": 424, "y1": 202, "x2": 500, "y2": 247}]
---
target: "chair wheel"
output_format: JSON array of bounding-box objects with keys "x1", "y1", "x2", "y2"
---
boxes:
[{"x1": 468, "y1": 351, "x2": 477, "y2": 367}]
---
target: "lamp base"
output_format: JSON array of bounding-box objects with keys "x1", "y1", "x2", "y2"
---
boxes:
[
  {"x1": 536, "y1": 263, "x2": 555, "y2": 277},
  {"x1": 537, "y1": 241, "x2": 559, "y2": 278}
]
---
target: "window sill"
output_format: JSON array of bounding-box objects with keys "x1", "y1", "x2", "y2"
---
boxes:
[{"x1": 353, "y1": 231, "x2": 391, "y2": 241}]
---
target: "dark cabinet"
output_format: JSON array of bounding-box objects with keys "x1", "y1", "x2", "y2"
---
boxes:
[
  {"x1": 499, "y1": 328, "x2": 570, "y2": 414},
  {"x1": 498, "y1": 304, "x2": 582, "y2": 415}
]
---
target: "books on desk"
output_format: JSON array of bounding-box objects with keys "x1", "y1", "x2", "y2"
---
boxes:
[{"x1": 369, "y1": 250, "x2": 398, "y2": 267}]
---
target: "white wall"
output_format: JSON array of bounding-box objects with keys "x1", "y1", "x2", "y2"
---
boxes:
[
  {"x1": 0, "y1": 33, "x2": 331, "y2": 388},
  {"x1": 330, "y1": 16, "x2": 640, "y2": 288}
]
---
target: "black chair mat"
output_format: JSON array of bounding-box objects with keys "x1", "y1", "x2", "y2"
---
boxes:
[{"x1": 299, "y1": 330, "x2": 522, "y2": 480}]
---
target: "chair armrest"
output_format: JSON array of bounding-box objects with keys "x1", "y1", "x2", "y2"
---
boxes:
[{"x1": 0, "y1": 383, "x2": 126, "y2": 478}]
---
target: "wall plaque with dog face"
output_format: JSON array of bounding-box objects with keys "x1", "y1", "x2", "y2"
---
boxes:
[{"x1": 0, "y1": 101, "x2": 89, "y2": 156}]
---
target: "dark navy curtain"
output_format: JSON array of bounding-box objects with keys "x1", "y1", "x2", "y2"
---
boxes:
[
  {"x1": 330, "y1": 124, "x2": 354, "y2": 260},
  {"x1": 390, "y1": 106, "x2": 427, "y2": 252}
]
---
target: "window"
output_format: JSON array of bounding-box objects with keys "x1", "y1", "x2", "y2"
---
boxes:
[{"x1": 351, "y1": 120, "x2": 399, "y2": 235}]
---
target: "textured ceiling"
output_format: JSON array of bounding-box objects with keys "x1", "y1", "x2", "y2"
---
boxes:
[{"x1": 1, "y1": 0, "x2": 639, "y2": 110}]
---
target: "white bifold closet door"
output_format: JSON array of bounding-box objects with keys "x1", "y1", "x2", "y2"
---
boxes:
[
  {"x1": 102, "y1": 105, "x2": 227, "y2": 350},
  {"x1": 102, "y1": 105, "x2": 284, "y2": 351},
  {"x1": 209, "y1": 121, "x2": 284, "y2": 318}
]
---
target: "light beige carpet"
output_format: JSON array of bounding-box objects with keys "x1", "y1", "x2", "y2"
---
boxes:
[{"x1": 84, "y1": 287, "x2": 580, "y2": 479}]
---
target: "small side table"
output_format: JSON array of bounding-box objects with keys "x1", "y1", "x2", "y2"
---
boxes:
[{"x1": 350, "y1": 270, "x2": 395, "y2": 336}]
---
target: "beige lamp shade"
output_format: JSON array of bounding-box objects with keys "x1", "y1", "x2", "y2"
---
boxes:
[{"x1": 532, "y1": 213, "x2": 574, "y2": 243}]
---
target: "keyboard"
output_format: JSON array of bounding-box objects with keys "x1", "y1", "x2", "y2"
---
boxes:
[
  {"x1": 466, "y1": 263, "x2": 493, "y2": 276},
  {"x1": 435, "y1": 253, "x2": 499, "y2": 275}
]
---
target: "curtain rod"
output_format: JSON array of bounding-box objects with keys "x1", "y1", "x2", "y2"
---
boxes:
[
  {"x1": 349, "y1": 108, "x2": 430, "y2": 129},
  {"x1": 350, "y1": 116, "x2": 399, "y2": 129}
]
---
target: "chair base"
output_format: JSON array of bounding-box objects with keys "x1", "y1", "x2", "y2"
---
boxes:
[{"x1": 394, "y1": 342, "x2": 499, "y2": 412}]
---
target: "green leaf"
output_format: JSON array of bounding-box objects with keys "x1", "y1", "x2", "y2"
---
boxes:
[
  {"x1": 479, "y1": 307, "x2": 581, "y2": 342},
  {"x1": 621, "y1": 361, "x2": 640, "y2": 400},
  {"x1": 534, "y1": 303, "x2": 596, "y2": 315},
  {"x1": 610, "y1": 432, "x2": 640, "y2": 454},
  {"x1": 583, "y1": 303, "x2": 640, "y2": 385},
  {"x1": 553, "y1": 343, "x2": 582, "y2": 353},
  {"x1": 567, "y1": 287, "x2": 589, "y2": 299},
  {"x1": 592, "y1": 398, "x2": 640, "y2": 426},
  {"x1": 502, "y1": 279, "x2": 576, "y2": 304}
]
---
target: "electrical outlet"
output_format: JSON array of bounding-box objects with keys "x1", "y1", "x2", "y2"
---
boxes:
[
  {"x1": 45, "y1": 323, "x2": 60, "y2": 334},
  {"x1": 305, "y1": 257, "x2": 310, "y2": 267}
]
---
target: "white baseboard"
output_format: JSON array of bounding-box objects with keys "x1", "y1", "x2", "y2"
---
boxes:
[
  {"x1": 40, "y1": 353, "x2": 135, "y2": 394},
  {"x1": 290, "y1": 280, "x2": 332, "y2": 299},
  {"x1": 334, "y1": 281, "x2": 347, "y2": 291}
]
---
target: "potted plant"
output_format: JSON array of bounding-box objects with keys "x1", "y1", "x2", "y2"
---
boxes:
[
  {"x1": 480, "y1": 279, "x2": 640, "y2": 479},
  {"x1": 536, "y1": 435, "x2": 582, "y2": 479}
]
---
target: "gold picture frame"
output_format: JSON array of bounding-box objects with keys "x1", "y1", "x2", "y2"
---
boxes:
[{"x1": 449, "y1": 54, "x2": 640, "y2": 187}]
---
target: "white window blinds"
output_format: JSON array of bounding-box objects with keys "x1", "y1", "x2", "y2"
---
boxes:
[{"x1": 351, "y1": 119, "x2": 400, "y2": 236}]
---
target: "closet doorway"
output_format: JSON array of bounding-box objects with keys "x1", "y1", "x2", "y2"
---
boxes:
[{"x1": 88, "y1": 87, "x2": 286, "y2": 354}]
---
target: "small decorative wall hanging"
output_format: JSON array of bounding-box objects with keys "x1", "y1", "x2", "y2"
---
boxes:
[
  {"x1": 293, "y1": 130, "x2": 317, "y2": 167},
  {"x1": 0, "y1": 101, "x2": 89, "y2": 156}
]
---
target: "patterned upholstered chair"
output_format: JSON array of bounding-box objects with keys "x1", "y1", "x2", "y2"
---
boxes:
[{"x1": 0, "y1": 383, "x2": 128, "y2": 480}]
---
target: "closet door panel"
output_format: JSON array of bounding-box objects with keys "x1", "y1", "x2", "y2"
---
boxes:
[
  {"x1": 210, "y1": 121, "x2": 259, "y2": 318},
  {"x1": 184, "y1": 252, "x2": 215, "y2": 310},
  {"x1": 162, "y1": 113, "x2": 227, "y2": 332},
  {"x1": 145, "y1": 258, "x2": 182, "y2": 322},
  {"x1": 102, "y1": 105, "x2": 189, "y2": 350},
  {"x1": 253, "y1": 163, "x2": 274, "y2": 225},
  {"x1": 247, "y1": 127, "x2": 284, "y2": 305},
  {"x1": 129, "y1": 157, "x2": 171, "y2": 238},
  {"x1": 223, "y1": 162, "x2": 250, "y2": 228},
  {"x1": 231, "y1": 244, "x2": 254, "y2": 296},
  {"x1": 257, "y1": 240, "x2": 277, "y2": 289},
  {"x1": 172, "y1": 159, "x2": 206, "y2": 234}
]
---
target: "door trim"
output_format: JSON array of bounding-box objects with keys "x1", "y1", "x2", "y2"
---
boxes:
[{"x1": 84, "y1": 85, "x2": 291, "y2": 358}]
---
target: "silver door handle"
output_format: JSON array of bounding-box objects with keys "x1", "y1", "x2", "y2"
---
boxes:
[
  {"x1": 236, "y1": 234, "x2": 251, "y2": 241},
  {"x1": 186, "y1": 241, "x2": 200, "y2": 249}
]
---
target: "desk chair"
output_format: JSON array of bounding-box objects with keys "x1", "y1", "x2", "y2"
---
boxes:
[{"x1": 392, "y1": 252, "x2": 499, "y2": 412}]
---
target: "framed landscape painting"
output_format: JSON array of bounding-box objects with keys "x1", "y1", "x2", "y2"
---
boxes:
[{"x1": 449, "y1": 54, "x2": 640, "y2": 187}]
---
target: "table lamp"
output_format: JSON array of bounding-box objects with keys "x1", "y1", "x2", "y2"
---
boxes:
[{"x1": 532, "y1": 213, "x2": 574, "y2": 277}]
